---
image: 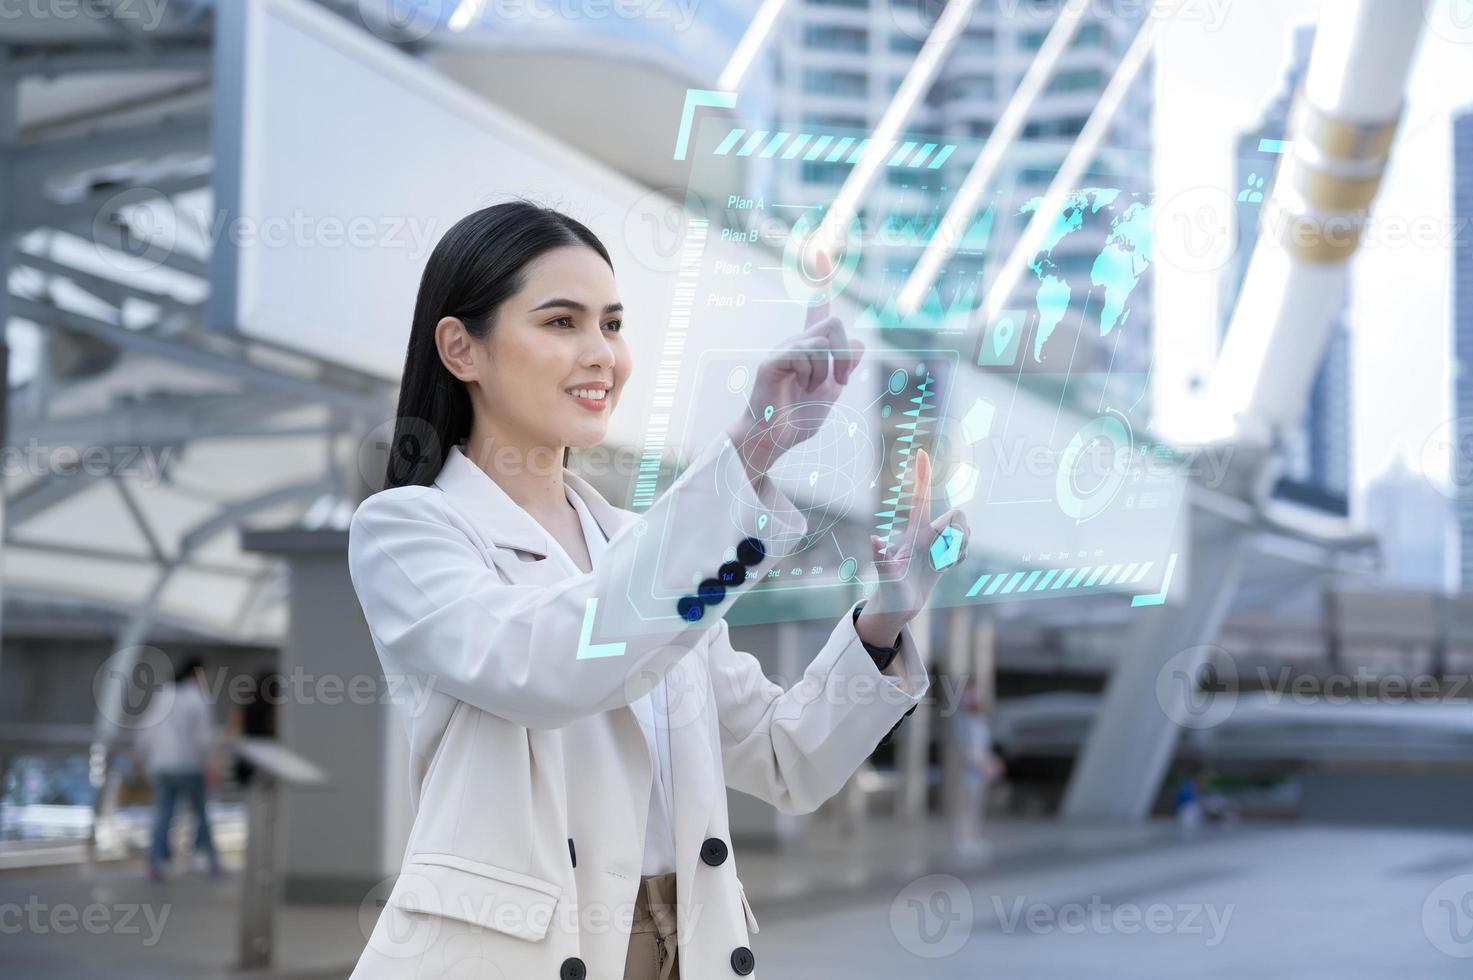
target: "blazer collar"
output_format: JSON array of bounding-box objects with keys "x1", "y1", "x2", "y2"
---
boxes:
[{"x1": 432, "y1": 443, "x2": 632, "y2": 557}]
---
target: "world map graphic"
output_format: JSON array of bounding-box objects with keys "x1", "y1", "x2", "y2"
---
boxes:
[{"x1": 1020, "y1": 187, "x2": 1153, "y2": 363}]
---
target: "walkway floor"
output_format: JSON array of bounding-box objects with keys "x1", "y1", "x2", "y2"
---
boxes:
[{"x1": 1, "y1": 816, "x2": 1468, "y2": 978}]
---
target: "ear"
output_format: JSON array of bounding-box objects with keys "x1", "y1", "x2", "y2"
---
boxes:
[{"x1": 435, "y1": 316, "x2": 481, "y2": 383}]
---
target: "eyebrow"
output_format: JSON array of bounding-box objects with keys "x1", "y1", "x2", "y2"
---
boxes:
[{"x1": 528, "y1": 298, "x2": 624, "y2": 315}]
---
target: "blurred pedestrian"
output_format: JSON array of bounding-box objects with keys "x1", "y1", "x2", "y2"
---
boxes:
[
  {"x1": 951, "y1": 677, "x2": 1005, "y2": 857},
  {"x1": 136, "y1": 655, "x2": 221, "y2": 882},
  {"x1": 1175, "y1": 770, "x2": 1204, "y2": 834}
]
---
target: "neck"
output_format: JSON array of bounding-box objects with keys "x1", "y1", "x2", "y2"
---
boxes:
[{"x1": 462, "y1": 423, "x2": 567, "y2": 514}]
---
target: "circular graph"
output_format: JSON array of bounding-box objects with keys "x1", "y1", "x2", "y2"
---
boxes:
[
  {"x1": 726, "y1": 401, "x2": 873, "y2": 555},
  {"x1": 781, "y1": 206, "x2": 863, "y2": 305},
  {"x1": 1056, "y1": 414, "x2": 1132, "y2": 522}
]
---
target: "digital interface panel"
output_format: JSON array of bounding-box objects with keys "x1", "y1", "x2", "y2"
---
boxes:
[{"x1": 607, "y1": 111, "x2": 1195, "y2": 633}]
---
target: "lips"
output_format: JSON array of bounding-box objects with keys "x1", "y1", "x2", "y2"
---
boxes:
[{"x1": 566, "y1": 385, "x2": 610, "y2": 411}]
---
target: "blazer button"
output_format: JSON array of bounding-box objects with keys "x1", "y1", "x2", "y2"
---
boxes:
[
  {"x1": 697, "y1": 578, "x2": 726, "y2": 604},
  {"x1": 677, "y1": 595, "x2": 705, "y2": 622},
  {"x1": 736, "y1": 536, "x2": 766, "y2": 566},
  {"x1": 700, "y1": 837, "x2": 728, "y2": 866},
  {"x1": 560, "y1": 956, "x2": 587, "y2": 980},
  {"x1": 717, "y1": 560, "x2": 746, "y2": 587},
  {"x1": 730, "y1": 945, "x2": 755, "y2": 975}
]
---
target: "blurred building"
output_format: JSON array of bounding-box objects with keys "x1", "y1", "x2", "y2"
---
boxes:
[
  {"x1": 1454, "y1": 105, "x2": 1473, "y2": 587},
  {"x1": 1362, "y1": 458, "x2": 1453, "y2": 591},
  {"x1": 1222, "y1": 23, "x2": 1353, "y2": 515},
  {"x1": 426, "y1": 0, "x2": 764, "y2": 195}
]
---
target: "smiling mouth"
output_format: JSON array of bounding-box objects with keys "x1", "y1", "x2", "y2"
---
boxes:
[{"x1": 566, "y1": 387, "x2": 610, "y2": 411}]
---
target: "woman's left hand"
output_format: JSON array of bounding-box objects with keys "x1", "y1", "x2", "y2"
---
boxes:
[{"x1": 855, "y1": 447, "x2": 969, "y2": 648}]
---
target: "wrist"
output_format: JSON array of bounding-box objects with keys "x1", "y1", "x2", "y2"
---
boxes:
[
  {"x1": 727, "y1": 421, "x2": 776, "y2": 491},
  {"x1": 853, "y1": 601, "x2": 904, "y2": 657}
]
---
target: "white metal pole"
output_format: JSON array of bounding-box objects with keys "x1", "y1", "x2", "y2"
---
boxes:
[
  {"x1": 1201, "y1": 0, "x2": 1425, "y2": 449},
  {"x1": 976, "y1": 3, "x2": 1170, "y2": 328},
  {"x1": 806, "y1": 0, "x2": 978, "y2": 269},
  {"x1": 898, "y1": 0, "x2": 1090, "y2": 316},
  {"x1": 718, "y1": 0, "x2": 793, "y2": 93}
]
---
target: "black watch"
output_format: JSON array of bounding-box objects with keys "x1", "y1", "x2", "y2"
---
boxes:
[{"x1": 853, "y1": 600, "x2": 902, "y2": 672}]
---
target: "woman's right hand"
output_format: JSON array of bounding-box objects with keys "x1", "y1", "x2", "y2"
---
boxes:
[{"x1": 726, "y1": 251, "x2": 866, "y2": 486}]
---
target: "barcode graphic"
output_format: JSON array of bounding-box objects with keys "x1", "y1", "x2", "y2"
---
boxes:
[{"x1": 632, "y1": 217, "x2": 709, "y2": 509}]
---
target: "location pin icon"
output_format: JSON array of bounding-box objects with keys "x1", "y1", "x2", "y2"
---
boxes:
[
  {"x1": 758, "y1": 514, "x2": 768, "y2": 531},
  {"x1": 847, "y1": 422, "x2": 857, "y2": 437},
  {"x1": 809, "y1": 471, "x2": 818, "y2": 488},
  {"x1": 993, "y1": 317, "x2": 1015, "y2": 357},
  {"x1": 763, "y1": 405, "x2": 774, "y2": 422}
]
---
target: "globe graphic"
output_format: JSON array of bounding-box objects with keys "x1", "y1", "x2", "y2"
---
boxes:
[{"x1": 726, "y1": 401, "x2": 871, "y2": 556}]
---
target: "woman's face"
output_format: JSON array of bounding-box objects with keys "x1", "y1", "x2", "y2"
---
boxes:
[{"x1": 443, "y1": 245, "x2": 630, "y2": 459}]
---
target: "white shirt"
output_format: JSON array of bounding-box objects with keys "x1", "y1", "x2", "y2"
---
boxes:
[
  {"x1": 136, "y1": 681, "x2": 214, "y2": 775},
  {"x1": 538, "y1": 481, "x2": 678, "y2": 876}
]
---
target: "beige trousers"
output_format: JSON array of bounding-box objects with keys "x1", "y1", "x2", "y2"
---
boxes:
[{"x1": 622, "y1": 871, "x2": 680, "y2": 980}]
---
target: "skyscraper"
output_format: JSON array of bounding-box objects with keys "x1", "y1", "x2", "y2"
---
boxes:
[
  {"x1": 1364, "y1": 459, "x2": 1453, "y2": 591},
  {"x1": 1222, "y1": 23, "x2": 1353, "y2": 514}
]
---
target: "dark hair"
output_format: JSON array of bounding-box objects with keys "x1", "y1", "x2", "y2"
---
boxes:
[
  {"x1": 175, "y1": 656, "x2": 204, "y2": 685},
  {"x1": 383, "y1": 200, "x2": 614, "y2": 489}
]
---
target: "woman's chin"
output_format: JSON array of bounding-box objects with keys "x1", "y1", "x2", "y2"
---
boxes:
[{"x1": 564, "y1": 424, "x2": 609, "y2": 450}]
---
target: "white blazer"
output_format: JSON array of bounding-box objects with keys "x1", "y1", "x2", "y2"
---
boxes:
[{"x1": 345, "y1": 435, "x2": 930, "y2": 980}]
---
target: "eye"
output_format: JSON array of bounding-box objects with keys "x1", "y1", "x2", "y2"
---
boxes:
[
  {"x1": 548, "y1": 315, "x2": 575, "y2": 328},
  {"x1": 603, "y1": 319, "x2": 623, "y2": 332}
]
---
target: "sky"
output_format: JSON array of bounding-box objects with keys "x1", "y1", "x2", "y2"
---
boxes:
[{"x1": 1152, "y1": 0, "x2": 1473, "y2": 500}]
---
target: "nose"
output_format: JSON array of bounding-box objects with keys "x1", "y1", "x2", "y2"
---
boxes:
[{"x1": 579, "y1": 325, "x2": 616, "y2": 371}]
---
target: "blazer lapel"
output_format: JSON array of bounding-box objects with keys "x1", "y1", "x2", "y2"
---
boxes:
[
  {"x1": 433, "y1": 443, "x2": 718, "y2": 882},
  {"x1": 433, "y1": 444, "x2": 638, "y2": 553},
  {"x1": 432, "y1": 444, "x2": 552, "y2": 557}
]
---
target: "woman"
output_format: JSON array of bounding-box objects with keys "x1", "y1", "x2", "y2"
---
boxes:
[{"x1": 346, "y1": 201, "x2": 967, "y2": 980}]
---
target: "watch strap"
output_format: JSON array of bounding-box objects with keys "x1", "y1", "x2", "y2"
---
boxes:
[{"x1": 852, "y1": 601, "x2": 902, "y2": 672}]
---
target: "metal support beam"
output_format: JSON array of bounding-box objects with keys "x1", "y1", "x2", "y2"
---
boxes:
[
  {"x1": 10, "y1": 171, "x2": 210, "y2": 234},
  {"x1": 1202, "y1": 0, "x2": 1426, "y2": 447},
  {"x1": 39, "y1": 212, "x2": 211, "y2": 279},
  {"x1": 8, "y1": 392, "x2": 325, "y2": 452},
  {"x1": 811, "y1": 0, "x2": 977, "y2": 266},
  {"x1": 0, "y1": 58, "x2": 14, "y2": 693},
  {"x1": 1060, "y1": 0, "x2": 1431, "y2": 826},
  {"x1": 4, "y1": 42, "x2": 211, "y2": 78},
  {"x1": 14, "y1": 247, "x2": 203, "y2": 317},
  {"x1": 10, "y1": 115, "x2": 208, "y2": 184},
  {"x1": 976, "y1": 3, "x2": 1168, "y2": 326},
  {"x1": 10, "y1": 297, "x2": 383, "y2": 414},
  {"x1": 1061, "y1": 517, "x2": 1248, "y2": 821},
  {"x1": 900, "y1": 0, "x2": 1090, "y2": 315}
]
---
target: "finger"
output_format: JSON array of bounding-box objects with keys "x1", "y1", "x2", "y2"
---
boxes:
[
  {"x1": 908, "y1": 449, "x2": 933, "y2": 550},
  {"x1": 791, "y1": 344, "x2": 814, "y2": 390},
  {"x1": 837, "y1": 336, "x2": 866, "y2": 385},
  {"x1": 771, "y1": 337, "x2": 813, "y2": 390},
  {"x1": 813, "y1": 315, "x2": 860, "y2": 385},
  {"x1": 931, "y1": 506, "x2": 968, "y2": 533},
  {"x1": 803, "y1": 338, "x2": 831, "y2": 390},
  {"x1": 872, "y1": 532, "x2": 899, "y2": 563},
  {"x1": 803, "y1": 247, "x2": 832, "y2": 329}
]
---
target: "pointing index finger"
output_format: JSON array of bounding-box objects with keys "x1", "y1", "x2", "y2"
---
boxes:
[{"x1": 803, "y1": 245, "x2": 832, "y2": 330}]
